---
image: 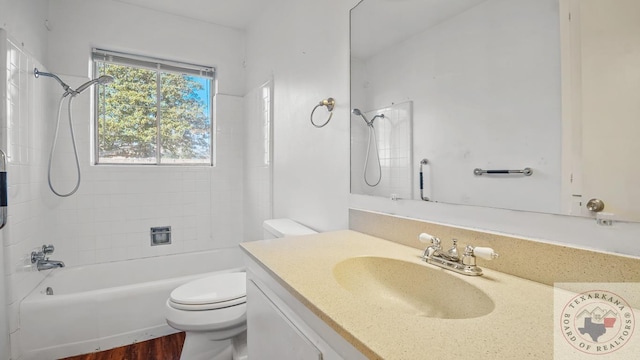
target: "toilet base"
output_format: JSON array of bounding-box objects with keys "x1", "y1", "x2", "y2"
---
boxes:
[
  {"x1": 232, "y1": 331, "x2": 248, "y2": 360},
  {"x1": 180, "y1": 331, "x2": 247, "y2": 360}
]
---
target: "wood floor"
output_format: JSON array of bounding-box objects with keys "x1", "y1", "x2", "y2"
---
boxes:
[{"x1": 59, "y1": 332, "x2": 185, "y2": 360}]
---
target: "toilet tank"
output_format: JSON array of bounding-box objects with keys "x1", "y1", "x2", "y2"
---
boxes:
[{"x1": 262, "y1": 219, "x2": 317, "y2": 239}]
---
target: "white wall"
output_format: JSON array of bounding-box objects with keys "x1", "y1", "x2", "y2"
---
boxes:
[
  {"x1": 0, "y1": 238, "x2": 7, "y2": 359},
  {"x1": 245, "y1": 0, "x2": 357, "y2": 232},
  {"x1": 0, "y1": 235, "x2": 8, "y2": 360},
  {"x1": 0, "y1": 0, "x2": 49, "y2": 62},
  {"x1": 47, "y1": 0, "x2": 245, "y2": 96},
  {"x1": 247, "y1": 0, "x2": 640, "y2": 257}
]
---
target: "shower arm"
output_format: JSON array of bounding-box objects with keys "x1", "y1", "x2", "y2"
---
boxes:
[{"x1": 34, "y1": 68, "x2": 73, "y2": 95}]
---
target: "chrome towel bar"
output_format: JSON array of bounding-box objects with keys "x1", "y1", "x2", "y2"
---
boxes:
[
  {"x1": 0, "y1": 149, "x2": 6, "y2": 229},
  {"x1": 419, "y1": 158, "x2": 429, "y2": 201},
  {"x1": 473, "y1": 167, "x2": 533, "y2": 176}
]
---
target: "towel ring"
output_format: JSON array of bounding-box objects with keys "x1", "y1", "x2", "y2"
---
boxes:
[{"x1": 310, "y1": 98, "x2": 335, "y2": 128}]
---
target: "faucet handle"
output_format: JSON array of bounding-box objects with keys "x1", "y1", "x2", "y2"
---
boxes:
[
  {"x1": 418, "y1": 233, "x2": 440, "y2": 247},
  {"x1": 42, "y1": 244, "x2": 55, "y2": 255},
  {"x1": 472, "y1": 247, "x2": 499, "y2": 260},
  {"x1": 31, "y1": 250, "x2": 45, "y2": 264}
]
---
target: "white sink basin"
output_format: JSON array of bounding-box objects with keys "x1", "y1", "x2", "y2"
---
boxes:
[{"x1": 333, "y1": 256, "x2": 494, "y2": 319}]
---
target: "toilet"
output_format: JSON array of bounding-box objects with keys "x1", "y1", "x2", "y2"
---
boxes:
[
  {"x1": 261, "y1": 218, "x2": 318, "y2": 239},
  {"x1": 165, "y1": 219, "x2": 317, "y2": 360}
]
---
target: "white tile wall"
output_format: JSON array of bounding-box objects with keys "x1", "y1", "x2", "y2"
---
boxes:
[
  {"x1": 3, "y1": 38, "x2": 53, "y2": 360},
  {"x1": 38, "y1": 80, "x2": 246, "y2": 268}
]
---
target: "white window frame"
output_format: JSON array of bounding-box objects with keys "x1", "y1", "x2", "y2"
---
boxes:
[{"x1": 92, "y1": 48, "x2": 216, "y2": 166}]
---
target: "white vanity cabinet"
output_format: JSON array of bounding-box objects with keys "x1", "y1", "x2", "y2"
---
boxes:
[
  {"x1": 247, "y1": 280, "x2": 322, "y2": 359},
  {"x1": 245, "y1": 258, "x2": 367, "y2": 360}
]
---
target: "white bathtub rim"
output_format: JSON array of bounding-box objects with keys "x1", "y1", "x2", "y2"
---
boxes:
[
  {"x1": 22, "y1": 246, "x2": 244, "y2": 301},
  {"x1": 22, "y1": 266, "x2": 246, "y2": 304}
]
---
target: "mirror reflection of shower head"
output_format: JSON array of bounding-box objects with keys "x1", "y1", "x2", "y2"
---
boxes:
[
  {"x1": 352, "y1": 108, "x2": 372, "y2": 125},
  {"x1": 352, "y1": 108, "x2": 384, "y2": 126}
]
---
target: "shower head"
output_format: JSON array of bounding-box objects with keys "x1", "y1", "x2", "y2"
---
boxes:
[{"x1": 74, "y1": 75, "x2": 115, "y2": 94}]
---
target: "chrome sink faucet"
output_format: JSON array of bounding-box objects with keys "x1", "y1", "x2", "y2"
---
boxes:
[
  {"x1": 419, "y1": 233, "x2": 498, "y2": 276},
  {"x1": 31, "y1": 244, "x2": 65, "y2": 271}
]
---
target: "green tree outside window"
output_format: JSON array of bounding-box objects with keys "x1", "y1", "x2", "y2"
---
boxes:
[{"x1": 96, "y1": 62, "x2": 212, "y2": 164}]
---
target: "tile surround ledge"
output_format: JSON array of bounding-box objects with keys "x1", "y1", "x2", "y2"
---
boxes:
[{"x1": 349, "y1": 208, "x2": 640, "y2": 286}]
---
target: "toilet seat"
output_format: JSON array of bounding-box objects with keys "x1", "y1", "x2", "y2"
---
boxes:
[
  {"x1": 165, "y1": 299, "x2": 247, "y2": 334},
  {"x1": 168, "y1": 272, "x2": 246, "y2": 311},
  {"x1": 169, "y1": 296, "x2": 246, "y2": 311}
]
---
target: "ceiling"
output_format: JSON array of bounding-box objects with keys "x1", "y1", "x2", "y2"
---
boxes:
[
  {"x1": 351, "y1": 0, "x2": 488, "y2": 59},
  {"x1": 113, "y1": 0, "x2": 274, "y2": 29},
  {"x1": 113, "y1": 0, "x2": 489, "y2": 55}
]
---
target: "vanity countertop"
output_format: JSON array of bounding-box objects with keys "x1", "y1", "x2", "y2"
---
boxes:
[{"x1": 240, "y1": 230, "x2": 558, "y2": 360}]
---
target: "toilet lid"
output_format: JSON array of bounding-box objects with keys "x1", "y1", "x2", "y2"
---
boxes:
[{"x1": 170, "y1": 272, "x2": 246, "y2": 306}]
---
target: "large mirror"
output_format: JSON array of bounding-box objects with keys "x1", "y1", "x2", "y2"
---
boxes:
[{"x1": 350, "y1": 0, "x2": 640, "y2": 222}]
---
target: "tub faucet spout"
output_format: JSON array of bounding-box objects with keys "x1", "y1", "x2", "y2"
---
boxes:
[
  {"x1": 36, "y1": 259, "x2": 65, "y2": 271},
  {"x1": 31, "y1": 244, "x2": 65, "y2": 271}
]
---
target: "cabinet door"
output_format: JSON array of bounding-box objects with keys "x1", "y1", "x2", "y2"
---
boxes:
[{"x1": 247, "y1": 280, "x2": 323, "y2": 360}]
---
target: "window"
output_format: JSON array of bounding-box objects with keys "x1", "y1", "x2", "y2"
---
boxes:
[{"x1": 93, "y1": 49, "x2": 214, "y2": 165}]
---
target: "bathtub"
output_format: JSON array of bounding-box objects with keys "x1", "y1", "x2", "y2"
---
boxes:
[{"x1": 19, "y1": 247, "x2": 244, "y2": 360}]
